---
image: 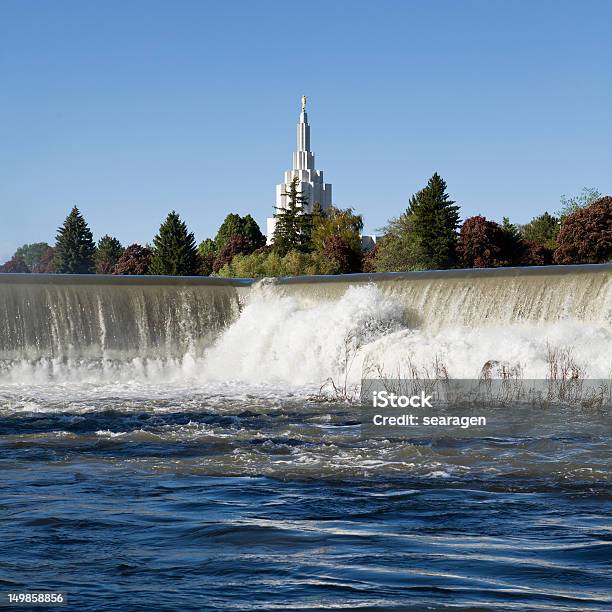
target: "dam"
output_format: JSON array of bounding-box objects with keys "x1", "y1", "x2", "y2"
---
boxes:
[
  {"x1": 1, "y1": 265, "x2": 611, "y2": 611},
  {"x1": 0, "y1": 264, "x2": 610, "y2": 382}
]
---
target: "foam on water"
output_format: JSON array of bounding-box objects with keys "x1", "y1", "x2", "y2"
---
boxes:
[
  {"x1": 201, "y1": 283, "x2": 403, "y2": 385},
  {"x1": 203, "y1": 282, "x2": 611, "y2": 386},
  {"x1": 0, "y1": 283, "x2": 611, "y2": 397}
]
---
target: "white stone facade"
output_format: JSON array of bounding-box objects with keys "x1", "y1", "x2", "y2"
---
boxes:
[{"x1": 267, "y1": 101, "x2": 332, "y2": 242}]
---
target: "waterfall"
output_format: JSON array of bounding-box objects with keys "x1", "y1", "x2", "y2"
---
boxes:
[
  {"x1": 270, "y1": 264, "x2": 611, "y2": 330},
  {"x1": 0, "y1": 274, "x2": 247, "y2": 366},
  {"x1": 0, "y1": 264, "x2": 610, "y2": 384}
]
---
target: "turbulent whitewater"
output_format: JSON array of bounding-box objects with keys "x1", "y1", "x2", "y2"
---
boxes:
[{"x1": 0, "y1": 265, "x2": 610, "y2": 385}]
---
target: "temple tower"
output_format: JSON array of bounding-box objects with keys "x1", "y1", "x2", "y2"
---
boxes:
[{"x1": 267, "y1": 96, "x2": 332, "y2": 242}]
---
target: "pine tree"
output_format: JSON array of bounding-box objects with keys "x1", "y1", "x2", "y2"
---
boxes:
[
  {"x1": 95, "y1": 235, "x2": 124, "y2": 274},
  {"x1": 408, "y1": 173, "x2": 460, "y2": 269},
  {"x1": 54, "y1": 206, "x2": 96, "y2": 274},
  {"x1": 214, "y1": 213, "x2": 243, "y2": 252},
  {"x1": 521, "y1": 212, "x2": 559, "y2": 250},
  {"x1": 198, "y1": 238, "x2": 217, "y2": 258},
  {"x1": 210, "y1": 213, "x2": 266, "y2": 254},
  {"x1": 241, "y1": 214, "x2": 266, "y2": 251},
  {"x1": 272, "y1": 177, "x2": 313, "y2": 255},
  {"x1": 501, "y1": 216, "x2": 525, "y2": 265},
  {"x1": 149, "y1": 211, "x2": 199, "y2": 276}
]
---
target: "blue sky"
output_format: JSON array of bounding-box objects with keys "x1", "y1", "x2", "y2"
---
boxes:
[{"x1": 1, "y1": 0, "x2": 611, "y2": 261}]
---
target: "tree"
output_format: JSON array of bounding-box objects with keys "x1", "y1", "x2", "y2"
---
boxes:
[
  {"x1": 214, "y1": 213, "x2": 243, "y2": 252},
  {"x1": 323, "y1": 235, "x2": 361, "y2": 274},
  {"x1": 241, "y1": 214, "x2": 267, "y2": 252},
  {"x1": 362, "y1": 244, "x2": 379, "y2": 273},
  {"x1": 521, "y1": 240, "x2": 553, "y2": 266},
  {"x1": 212, "y1": 235, "x2": 252, "y2": 273},
  {"x1": 14, "y1": 242, "x2": 51, "y2": 270},
  {"x1": 272, "y1": 177, "x2": 313, "y2": 255},
  {"x1": 457, "y1": 215, "x2": 512, "y2": 268},
  {"x1": 501, "y1": 216, "x2": 524, "y2": 265},
  {"x1": 554, "y1": 196, "x2": 612, "y2": 264},
  {"x1": 370, "y1": 212, "x2": 428, "y2": 272},
  {"x1": 198, "y1": 252, "x2": 216, "y2": 276},
  {"x1": 113, "y1": 244, "x2": 152, "y2": 275},
  {"x1": 149, "y1": 211, "x2": 199, "y2": 276},
  {"x1": 198, "y1": 238, "x2": 216, "y2": 257},
  {"x1": 408, "y1": 173, "x2": 460, "y2": 269},
  {"x1": 95, "y1": 235, "x2": 124, "y2": 274},
  {"x1": 520, "y1": 212, "x2": 559, "y2": 250},
  {"x1": 53, "y1": 206, "x2": 96, "y2": 274},
  {"x1": 0, "y1": 255, "x2": 30, "y2": 273},
  {"x1": 311, "y1": 206, "x2": 363, "y2": 255},
  {"x1": 311, "y1": 202, "x2": 325, "y2": 227},
  {"x1": 216, "y1": 249, "x2": 339, "y2": 278},
  {"x1": 212, "y1": 213, "x2": 266, "y2": 254},
  {"x1": 558, "y1": 187, "x2": 601, "y2": 218},
  {"x1": 32, "y1": 246, "x2": 56, "y2": 273}
]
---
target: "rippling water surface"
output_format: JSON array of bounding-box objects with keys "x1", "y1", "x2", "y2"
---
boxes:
[{"x1": 1, "y1": 382, "x2": 610, "y2": 611}]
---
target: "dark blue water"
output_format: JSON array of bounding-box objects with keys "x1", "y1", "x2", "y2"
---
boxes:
[{"x1": 0, "y1": 391, "x2": 610, "y2": 611}]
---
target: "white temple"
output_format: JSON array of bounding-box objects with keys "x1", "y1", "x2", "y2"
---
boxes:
[{"x1": 267, "y1": 96, "x2": 332, "y2": 242}]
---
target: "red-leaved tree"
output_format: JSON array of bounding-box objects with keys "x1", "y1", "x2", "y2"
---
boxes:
[
  {"x1": 323, "y1": 235, "x2": 361, "y2": 274},
  {"x1": 113, "y1": 244, "x2": 152, "y2": 275},
  {"x1": 212, "y1": 236, "x2": 252, "y2": 273},
  {"x1": 457, "y1": 215, "x2": 512, "y2": 268},
  {"x1": 32, "y1": 247, "x2": 56, "y2": 273},
  {"x1": 521, "y1": 240, "x2": 553, "y2": 266},
  {"x1": 554, "y1": 196, "x2": 612, "y2": 264},
  {"x1": 0, "y1": 256, "x2": 30, "y2": 273}
]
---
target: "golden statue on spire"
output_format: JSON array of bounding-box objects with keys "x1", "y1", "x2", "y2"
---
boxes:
[{"x1": 301, "y1": 95, "x2": 307, "y2": 112}]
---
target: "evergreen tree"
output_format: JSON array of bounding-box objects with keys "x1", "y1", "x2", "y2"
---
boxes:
[
  {"x1": 214, "y1": 213, "x2": 243, "y2": 252},
  {"x1": 211, "y1": 213, "x2": 266, "y2": 254},
  {"x1": 272, "y1": 177, "x2": 313, "y2": 255},
  {"x1": 520, "y1": 212, "x2": 559, "y2": 250},
  {"x1": 408, "y1": 173, "x2": 460, "y2": 269},
  {"x1": 501, "y1": 216, "x2": 525, "y2": 265},
  {"x1": 149, "y1": 211, "x2": 199, "y2": 276},
  {"x1": 311, "y1": 202, "x2": 325, "y2": 227},
  {"x1": 198, "y1": 238, "x2": 217, "y2": 257},
  {"x1": 241, "y1": 214, "x2": 267, "y2": 251},
  {"x1": 53, "y1": 206, "x2": 96, "y2": 274},
  {"x1": 95, "y1": 235, "x2": 124, "y2": 274}
]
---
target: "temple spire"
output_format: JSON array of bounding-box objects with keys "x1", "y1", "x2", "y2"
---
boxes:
[
  {"x1": 297, "y1": 96, "x2": 310, "y2": 153},
  {"x1": 267, "y1": 96, "x2": 332, "y2": 242}
]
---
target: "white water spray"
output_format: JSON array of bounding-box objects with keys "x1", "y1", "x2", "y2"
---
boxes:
[{"x1": 0, "y1": 267, "x2": 610, "y2": 389}]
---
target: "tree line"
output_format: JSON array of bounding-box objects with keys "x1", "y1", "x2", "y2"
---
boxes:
[{"x1": 1, "y1": 176, "x2": 610, "y2": 276}]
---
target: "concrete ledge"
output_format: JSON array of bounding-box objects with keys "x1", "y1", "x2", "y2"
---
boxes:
[
  {"x1": 270, "y1": 263, "x2": 612, "y2": 285},
  {"x1": 0, "y1": 263, "x2": 609, "y2": 287}
]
